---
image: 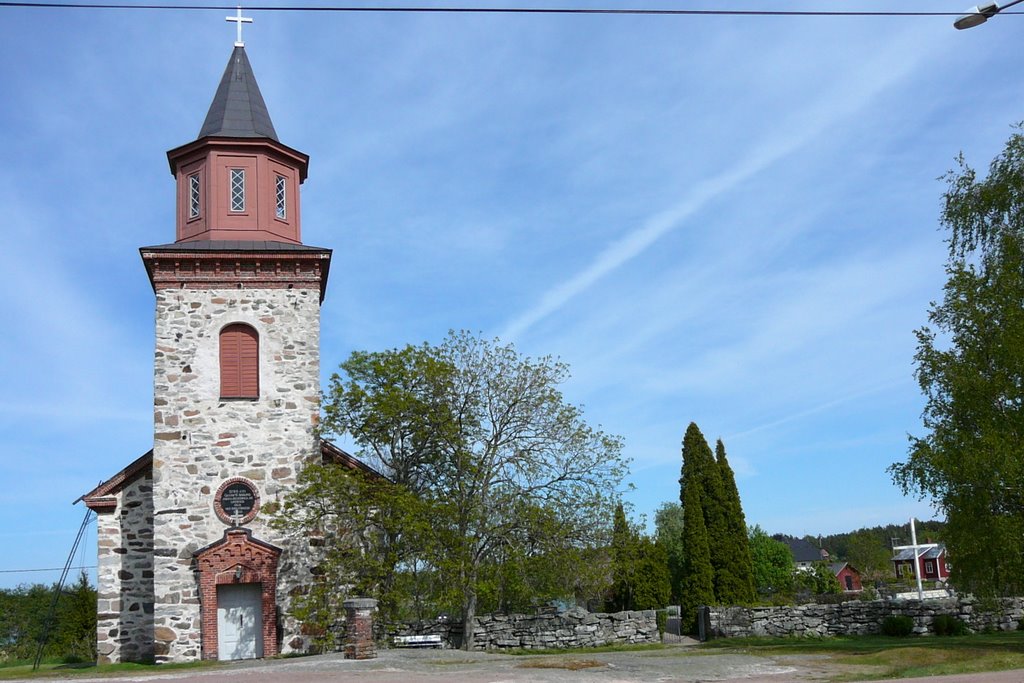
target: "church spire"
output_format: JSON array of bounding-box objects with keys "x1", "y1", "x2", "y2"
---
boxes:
[
  {"x1": 165, "y1": 44, "x2": 308, "y2": 245},
  {"x1": 198, "y1": 45, "x2": 278, "y2": 141}
]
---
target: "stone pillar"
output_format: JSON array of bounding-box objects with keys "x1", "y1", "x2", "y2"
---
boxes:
[{"x1": 343, "y1": 598, "x2": 378, "y2": 660}]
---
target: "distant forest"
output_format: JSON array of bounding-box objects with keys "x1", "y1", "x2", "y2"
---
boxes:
[
  {"x1": 773, "y1": 519, "x2": 946, "y2": 582},
  {"x1": 813, "y1": 520, "x2": 945, "y2": 560}
]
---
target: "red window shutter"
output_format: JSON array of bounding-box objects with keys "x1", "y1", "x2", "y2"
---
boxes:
[{"x1": 220, "y1": 324, "x2": 259, "y2": 398}]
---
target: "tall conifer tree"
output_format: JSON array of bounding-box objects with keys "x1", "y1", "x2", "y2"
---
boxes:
[
  {"x1": 679, "y1": 422, "x2": 715, "y2": 632},
  {"x1": 679, "y1": 467, "x2": 714, "y2": 633},
  {"x1": 715, "y1": 439, "x2": 756, "y2": 603},
  {"x1": 682, "y1": 423, "x2": 734, "y2": 604},
  {"x1": 609, "y1": 502, "x2": 633, "y2": 612}
]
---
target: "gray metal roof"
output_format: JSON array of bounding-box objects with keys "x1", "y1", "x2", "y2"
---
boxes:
[
  {"x1": 893, "y1": 545, "x2": 945, "y2": 561},
  {"x1": 198, "y1": 46, "x2": 278, "y2": 141},
  {"x1": 141, "y1": 240, "x2": 330, "y2": 253}
]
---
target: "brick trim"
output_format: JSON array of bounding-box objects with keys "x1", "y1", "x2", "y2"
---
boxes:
[
  {"x1": 195, "y1": 528, "x2": 281, "y2": 660},
  {"x1": 78, "y1": 450, "x2": 153, "y2": 511},
  {"x1": 213, "y1": 478, "x2": 261, "y2": 525},
  {"x1": 140, "y1": 250, "x2": 331, "y2": 302}
]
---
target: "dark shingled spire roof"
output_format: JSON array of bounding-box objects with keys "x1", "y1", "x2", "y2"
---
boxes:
[{"x1": 198, "y1": 46, "x2": 278, "y2": 141}]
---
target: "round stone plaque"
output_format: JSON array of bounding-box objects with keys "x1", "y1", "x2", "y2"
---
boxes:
[{"x1": 214, "y1": 478, "x2": 260, "y2": 525}]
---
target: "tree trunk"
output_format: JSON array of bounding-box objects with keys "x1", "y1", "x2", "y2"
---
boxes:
[{"x1": 461, "y1": 591, "x2": 477, "y2": 651}]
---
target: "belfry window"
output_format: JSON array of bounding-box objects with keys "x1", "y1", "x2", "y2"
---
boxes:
[
  {"x1": 275, "y1": 175, "x2": 287, "y2": 219},
  {"x1": 230, "y1": 169, "x2": 246, "y2": 212},
  {"x1": 220, "y1": 323, "x2": 259, "y2": 399},
  {"x1": 188, "y1": 173, "x2": 201, "y2": 219}
]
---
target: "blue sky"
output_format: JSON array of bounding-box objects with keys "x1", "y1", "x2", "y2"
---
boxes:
[{"x1": 1, "y1": 1, "x2": 1022, "y2": 588}]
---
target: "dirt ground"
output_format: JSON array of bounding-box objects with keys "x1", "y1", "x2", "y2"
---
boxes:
[{"x1": 10, "y1": 645, "x2": 1024, "y2": 682}]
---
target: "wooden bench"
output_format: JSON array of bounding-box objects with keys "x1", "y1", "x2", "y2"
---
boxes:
[{"x1": 393, "y1": 634, "x2": 443, "y2": 648}]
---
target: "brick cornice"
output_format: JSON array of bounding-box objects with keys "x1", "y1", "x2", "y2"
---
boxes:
[{"x1": 140, "y1": 249, "x2": 332, "y2": 302}]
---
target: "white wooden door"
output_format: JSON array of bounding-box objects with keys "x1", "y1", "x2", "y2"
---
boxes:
[{"x1": 217, "y1": 583, "x2": 263, "y2": 660}]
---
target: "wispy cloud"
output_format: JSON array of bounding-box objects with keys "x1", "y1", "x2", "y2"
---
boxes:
[
  {"x1": 725, "y1": 378, "x2": 908, "y2": 443},
  {"x1": 500, "y1": 23, "x2": 945, "y2": 342}
]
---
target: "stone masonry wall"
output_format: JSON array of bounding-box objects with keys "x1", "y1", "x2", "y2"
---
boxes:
[
  {"x1": 708, "y1": 597, "x2": 1024, "y2": 639},
  {"x1": 151, "y1": 286, "x2": 321, "y2": 662},
  {"x1": 95, "y1": 471, "x2": 154, "y2": 664},
  {"x1": 396, "y1": 608, "x2": 659, "y2": 650}
]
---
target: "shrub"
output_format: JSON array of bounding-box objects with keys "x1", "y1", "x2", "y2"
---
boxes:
[
  {"x1": 881, "y1": 615, "x2": 915, "y2": 637},
  {"x1": 655, "y1": 610, "x2": 667, "y2": 637},
  {"x1": 932, "y1": 614, "x2": 968, "y2": 636}
]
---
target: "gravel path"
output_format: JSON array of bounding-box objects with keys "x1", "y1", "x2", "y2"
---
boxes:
[{"x1": 10, "y1": 646, "x2": 1024, "y2": 682}]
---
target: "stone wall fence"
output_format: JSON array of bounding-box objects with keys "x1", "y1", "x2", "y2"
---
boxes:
[
  {"x1": 392, "y1": 607, "x2": 659, "y2": 650},
  {"x1": 708, "y1": 597, "x2": 1024, "y2": 639}
]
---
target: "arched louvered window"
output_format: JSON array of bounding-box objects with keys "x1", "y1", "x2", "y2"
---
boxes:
[{"x1": 220, "y1": 324, "x2": 259, "y2": 399}]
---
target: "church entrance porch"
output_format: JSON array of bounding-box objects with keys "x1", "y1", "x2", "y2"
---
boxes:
[
  {"x1": 217, "y1": 583, "x2": 263, "y2": 660},
  {"x1": 195, "y1": 528, "x2": 281, "y2": 661}
]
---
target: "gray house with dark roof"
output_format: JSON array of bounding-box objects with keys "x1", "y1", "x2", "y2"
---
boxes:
[{"x1": 773, "y1": 535, "x2": 830, "y2": 570}]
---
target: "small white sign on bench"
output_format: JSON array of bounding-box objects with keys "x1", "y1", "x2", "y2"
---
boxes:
[{"x1": 393, "y1": 634, "x2": 443, "y2": 648}]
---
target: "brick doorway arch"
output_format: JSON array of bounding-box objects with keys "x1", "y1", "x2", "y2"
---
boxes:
[{"x1": 195, "y1": 528, "x2": 281, "y2": 660}]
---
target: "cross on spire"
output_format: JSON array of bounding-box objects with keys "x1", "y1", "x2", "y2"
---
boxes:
[{"x1": 226, "y1": 6, "x2": 253, "y2": 47}]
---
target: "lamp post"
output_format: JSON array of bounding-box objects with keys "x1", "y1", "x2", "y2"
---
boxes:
[{"x1": 955, "y1": 0, "x2": 1024, "y2": 29}]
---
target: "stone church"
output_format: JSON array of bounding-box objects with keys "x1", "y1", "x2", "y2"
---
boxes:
[{"x1": 78, "y1": 38, "x2": 374, "y2": 664}]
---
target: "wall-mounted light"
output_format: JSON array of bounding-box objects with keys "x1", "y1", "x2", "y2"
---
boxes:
[{"x1": 234, "y1": 566, "x2": 243, "y2": 581}]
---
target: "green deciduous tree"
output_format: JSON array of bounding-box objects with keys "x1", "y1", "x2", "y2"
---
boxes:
[
  {"x1": 0, "y1": 574, "x2": 97, "y2": 664},
  {"x1": 304, "y1": 330, "x2": 627, "y2": 648},
  {"x1": 320, "y1": 344, "x2": 457, "y2": 493},
  {"x1": 431, "y1": 332, "x2": 627, "y2": 647},
  {"x1": 748, "y1": 525, "x2": 794, "y2": 599},
  {"x1": 890, "y1": 127, "x2": 1024, "y2": 598},
  {"x1": 608, "y1": 504, "x2": 672, "y2": 612},
  {"x1": 845, "y1": 530, "x2": 893, "y2": 584},
  {"x1": 793, "y1": 561, "x2": 842, "y2": 597},
  {"x1": 274, "y1": 464, "x2": 437, "y2": 639},
  {"x1": 55, "y1": 572, "x2": 97, "y2": 662}
]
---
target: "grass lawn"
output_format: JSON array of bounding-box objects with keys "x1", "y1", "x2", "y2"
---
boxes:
[
  {"x1": 0, "y1": 658, "x2": 218, "y2": 680},
  {"x1": 701, "y1": 631, "x2": 1024, "y2": 680}
]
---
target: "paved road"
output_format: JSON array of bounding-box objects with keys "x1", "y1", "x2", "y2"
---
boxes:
[{"x1": 13, "y1": 647, "x2": 1024, "y2": 682}]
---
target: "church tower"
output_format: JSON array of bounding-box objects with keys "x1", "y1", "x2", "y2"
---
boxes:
[{"x1": 81, "y1": 36, "x2": 345, "y2": 663}]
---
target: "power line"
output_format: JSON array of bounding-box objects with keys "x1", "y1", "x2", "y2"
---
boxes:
[
  {"x1": 0, "y1": 566, "x2": 97, "y2": 574},
  {"x1": 0, "y1": 2, "x2": 1016, "y2": 19}
]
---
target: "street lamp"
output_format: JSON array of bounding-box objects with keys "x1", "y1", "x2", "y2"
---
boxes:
[{"x1": 955, "y1": 0, "x2": 1024, "y2": 29}]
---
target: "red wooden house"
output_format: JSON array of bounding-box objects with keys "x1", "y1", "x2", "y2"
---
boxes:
[
  {"x1": 830, "y1": 562, "x2": 863, "y2": 592},
  {"x1": 892, "y1": 544, "x2": 951, "y2": 582}
]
